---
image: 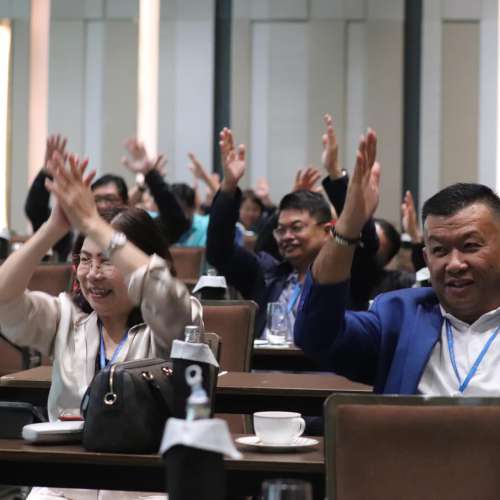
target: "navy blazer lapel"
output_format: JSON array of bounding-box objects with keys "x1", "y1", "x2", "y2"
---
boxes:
[{"x1": 399, "y1": 302, "x2": 443, "y2": 393}]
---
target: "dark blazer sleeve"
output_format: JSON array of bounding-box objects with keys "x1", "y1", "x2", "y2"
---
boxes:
[
  {"x1": 25, "y1": 170, "x2": 51, "y2": 232},
  {"x1": 294, "y1": 272, "x2": 382, "y2": 384},
  {"x1": 322, "y1": 175, "x2": 379, "y2": 310},
  {"x1": 144, "y1": 170, "x2": 190, "y2": 245},
  {"x1": 24, "y1": 169, "x2": 72, "y2": 261},
  {"x1": 206, "y1": 189, "x2": 266, "y2": 301}
]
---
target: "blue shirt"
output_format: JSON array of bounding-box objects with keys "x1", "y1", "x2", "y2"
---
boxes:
[{"x1": 177, "y1": 213, "x2": 209, "y2": 247}]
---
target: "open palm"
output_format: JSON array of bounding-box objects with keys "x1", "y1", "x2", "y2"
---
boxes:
[{"x1": 219, "y1": 128, "x2": 246, "y2": 189}]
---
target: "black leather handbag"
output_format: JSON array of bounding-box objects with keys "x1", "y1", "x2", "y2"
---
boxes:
[{"x1": 80, "y1": 358, "x2": 173, "y2": 453}]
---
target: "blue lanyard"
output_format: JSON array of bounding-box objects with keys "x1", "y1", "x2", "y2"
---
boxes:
[
  {"x1": 287, "y1": 283, "x2": 302, "y2": 313},
  {"x1": 98, "y1": 320, "x2": 129, "y2": 370},
  {"x1": 446, "y1": 319, "x2": 500, "y2": 393}
]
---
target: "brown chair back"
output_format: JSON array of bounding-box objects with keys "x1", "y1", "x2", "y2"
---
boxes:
[
  {"x1": 28, "y1": 263, "x2": 73, "y2": 296},
  {"x1": 325, "y1": 393, "x2": 500, "y2": 500},
  {"x1": 201, "y1": 300, "x2": 256, "y2": 372},
  {"x1": 203, "y1": 300, "x2": 257, "y2": 434},
  {"x1": 170, "y1": 247, "x2": 205, "y2": 286},
  {"x1": 0, "y1": 335, "x2": 25, "y2": 376},
  {"x1": 201, "y1": 332, "x2": 221, "y2": 363}
]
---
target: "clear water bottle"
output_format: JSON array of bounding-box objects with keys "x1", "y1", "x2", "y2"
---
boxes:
[
  {"x1": 184, "y1": 325, "x2": 201, "y2": 343},
  {"x1": 185, "y1": 365, "x2": 210, "y2": 421}
]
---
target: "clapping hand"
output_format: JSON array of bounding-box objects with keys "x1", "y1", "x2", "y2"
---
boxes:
[
  {"x1": 219, "y1": 128, "x2": 246, "y2": 192},
  {"x1": 45, "y1": 152, "x2": 97, "y2": 235},
  {"x1": 43, "y1": 134, "x2": 68, "y2": 173}
]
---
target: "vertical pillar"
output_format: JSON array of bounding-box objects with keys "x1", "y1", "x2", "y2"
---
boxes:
[
  {"x1": 28, "y1": 0, "x2": 50, "y2": 183},
  {"x1": 138, "y1": 0, "x2": 160, "y2": 157}
]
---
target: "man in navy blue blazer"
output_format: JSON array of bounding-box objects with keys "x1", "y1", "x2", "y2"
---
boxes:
[{"x1": 295, "y1": 130, "x2": 500, "y2": 396}]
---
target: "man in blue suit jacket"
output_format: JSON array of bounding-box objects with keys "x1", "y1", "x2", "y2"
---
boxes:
[{"x1": 295, "y1": 129, "x2": 500, "y2": 396}]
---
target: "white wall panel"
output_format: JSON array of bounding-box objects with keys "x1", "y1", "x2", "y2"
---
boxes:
[
  {"x1": 101, "y1": 20, "x2": 137, "y2": 184},
  {"x1": 365, "y1": 3, "x2": 403, "y2": 224},
  {"x1": 10, "y1": 19, "x2": 29, "y2": 233},
  {"x1": 345, "y1": 21, "x2": 366, "y2": 174},
  {"x1": 441, "y1": 22, "x2": 479, "y2": 186},
  {"x1": 267, "y1": 23, "x2": 308, "y2": 200},
  {"x1": 48, "y1": 20, "x2": 85, "y2": 156},
  {"x1": 249, "y1": 22, "x2": 271, "y2": 188},
  {"x1": 172, "y1": 0, "x2": 214, "y2": 183},
  {"x1": 478, "y1": 0, "x2": 498, "y2": 189},
  {"x1": 307, "y1": 19, "x2": 346, "y2": 168},
  {"x1": 84, "y1": 20, "x2": 105, "y2": 174},
  {"x1": 311, "y1": 0, "x2": 364, "y2": 20},
  {"x1": 420, "y1": 0, "x2": 442, "y2": 210}
]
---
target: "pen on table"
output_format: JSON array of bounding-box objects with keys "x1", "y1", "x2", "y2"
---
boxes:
[{"x1": 218, "y1": 371, "x2": 228, "y2": 377}]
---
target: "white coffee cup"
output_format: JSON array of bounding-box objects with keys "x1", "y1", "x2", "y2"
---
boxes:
[{"x1": 253, "y1": 411, "x2": 306, "y2": 445}]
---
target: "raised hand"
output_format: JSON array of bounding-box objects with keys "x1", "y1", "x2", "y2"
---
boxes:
[
  {"x1": 401, "y1": 190, "x2": 422, "y2": 242},
  {"x1": 254, "y1": 177, "x2": 274, "y2": 208},
  {"x1": 43, "y1": 134, "x2": 68, "y2": 172},
  {"x1": 321, "y1": 114, "x2": 342, "y2": 179},
  {"x1": 219, "y1": 128, "x2": 246, "y2": 192},
  {"x1": 188, "y1": 152, "x2": 220, "y2": 193},
  {"x1": 122, "y1": 138, "x2": 166, "y2": 176},
  {"x1": 336, "y1": 129, "x2": 380, "y2": 238},
  {"x1": 293, "y1": 166, "x2": 322, "y2": 192},
  {"x1": 45, "y1": 152, "x2": 97, "y2": 235},
  {"x1": 188, "y1": 152, "x2": 207, "y2": 181}
]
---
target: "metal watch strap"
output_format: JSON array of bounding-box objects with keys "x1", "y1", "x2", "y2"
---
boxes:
[
  {"x1": 102, "y1": 231, "x2": 127, "y2": 260},
  {"x1": 331, "y1": 226, "x2": 361, "y2": 247}
]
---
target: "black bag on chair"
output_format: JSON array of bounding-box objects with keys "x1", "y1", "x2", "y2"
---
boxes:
[{"x1": 80, "y1": 358, "x2": 173, "y2": 453}]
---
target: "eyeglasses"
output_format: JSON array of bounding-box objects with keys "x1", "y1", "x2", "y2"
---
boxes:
[
  {"x1": 272, "y1": 221, "x2": 330, "y2": 240},
  {"x1": 94, "y1": 194, "x2": 123, "y2": 207},
  {"x1": 76, "y1": 254, "x2": 114, "y2": 274}
]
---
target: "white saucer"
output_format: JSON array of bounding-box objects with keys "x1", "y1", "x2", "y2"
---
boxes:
[{"x1": 235, "y1": 435, "x2": 319, "y2": 452}]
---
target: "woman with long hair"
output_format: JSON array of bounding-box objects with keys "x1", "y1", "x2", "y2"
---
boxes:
[{"x1": 0, "y1": 153, "x2": 201, "y2": 499}]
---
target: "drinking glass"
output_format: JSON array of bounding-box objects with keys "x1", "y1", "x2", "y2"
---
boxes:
[
  {"x1": 261, "y1": 479, "x2": 313, "y2": 499},
  {"x1": 266, "y1": 302, "x2": 288, "y2": 345}
]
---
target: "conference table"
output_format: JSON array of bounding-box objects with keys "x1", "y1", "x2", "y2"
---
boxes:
[
  {"x1": 0, "y1": 436, "x2": 325, "y2": 498},
  {"x1": 0, "y1": 367, "x2": 371, "y2": 416},
  {"x1": 252, "y1": 343, "x2": 322, "y2": 371}
]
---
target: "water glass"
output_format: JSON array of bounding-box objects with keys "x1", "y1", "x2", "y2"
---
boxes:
[
  {"x1": 266, "y1": 302, "x2": 288, "y2": 345},
  {"x1": 261, "y1": 478, "x2": 313, "y2": 499}
]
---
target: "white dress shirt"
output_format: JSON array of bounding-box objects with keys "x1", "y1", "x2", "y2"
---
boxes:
[{"x1": 418, "y1": 305, "x2": 500, "y2": 396}]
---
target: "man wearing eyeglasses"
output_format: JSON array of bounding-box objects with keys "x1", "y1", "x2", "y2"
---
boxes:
[{"x1": 206, "y1": 121, "x2": 379, "y2": 338}]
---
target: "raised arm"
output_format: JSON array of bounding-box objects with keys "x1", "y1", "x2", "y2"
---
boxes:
[
  {"x1": 188, "y1": 152, "x2": 220, "y2": 195},
  {"x1": 206, "y1": 128, "x2": 266, "y2": 298},
  {"x1": 121, "y1": 138, "x2": 189, "y2": 244},
  {"x1": 313, "y1": 130, "x2": 380, "y2": 284},
  {"x1": 46, "y1": 152, "x2": 150, "y2": 277},
  {"x1": 0, "y1": 153, "x2": 80, "y2": 303}
]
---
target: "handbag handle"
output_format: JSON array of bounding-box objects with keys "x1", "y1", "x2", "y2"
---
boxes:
[{"x1": 141, "y1": 368, "x2": 173, "y2": 410}]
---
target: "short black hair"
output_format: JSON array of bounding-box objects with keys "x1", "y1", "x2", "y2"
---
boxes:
[
  {"x1": 374, "y1": 218, "x2": 401, "y2": 264},
  {"x1": 91, "y1": 174, "x2": 129, "y2": 204},
  {"x1": 422, "y1": 183, "x2": 500, "y2": 223},
  {"x1": 171, "y1": 183, "x2": 196, "y2": 209},
  {"x1": 278, "y1": 190, "x2": 332, "y2": 223},
  {"x1": 241, "y1": 189, "x2": 265, "y2": 212}
]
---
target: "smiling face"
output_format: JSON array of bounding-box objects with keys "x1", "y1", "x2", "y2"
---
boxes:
[
  {"x1": 423, "y1": 202, "x2": 500, "y2": 323},
  {"x1": 275, "y1": 209, "x2": 330, "y2": 270},
  {"x1": 76, "y1": 237, "x2": 134, "y2": 320},
  {"x1": 239, "y1": 198, "x2": 262, "y2": 230}
]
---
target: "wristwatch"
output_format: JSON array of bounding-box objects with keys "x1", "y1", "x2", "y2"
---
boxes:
[
  {"x1": 102, "y1": 231, "x2": 127, "y2": 260},
  {"x1": 331, "y1": 226, "x2": 361, "y2": 247}
]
